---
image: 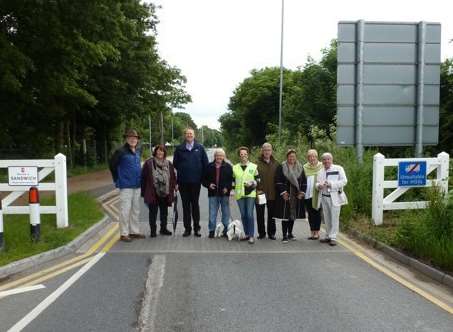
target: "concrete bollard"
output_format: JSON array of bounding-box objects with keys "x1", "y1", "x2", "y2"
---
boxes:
[
  {"x1": 0, "y1": 199, "x2": 4, "y2": 251},
  {"x1": 29, "y1": 187, "x2": 41, "y2": 242}
]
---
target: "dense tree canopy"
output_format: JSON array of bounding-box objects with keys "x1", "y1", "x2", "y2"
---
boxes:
[
  {"x1": 219, "y1": 42, "x2": 337, "y2": 150},
  {"x1": 439, "y1": 58, "x2": 453, "y2": 155},
  {"x1": 0, "y1": 0, "x2": 190, "y2": 165}
]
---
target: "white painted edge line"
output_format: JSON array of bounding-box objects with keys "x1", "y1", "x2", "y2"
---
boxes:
[
  {"x1": 108, "y1": 249, "x2": 350, "y2": 254},
  {"x1": 0, "y1": 285, "x2": 46, "y2": 299},
  {"x1": 7, "y1": 252, "x2": 105, "y2": 332},
  {"x1": 138, "y1": 255, "x2": 166, "y2": 332}
]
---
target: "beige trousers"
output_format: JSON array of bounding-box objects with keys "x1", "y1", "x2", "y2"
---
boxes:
[
  {"x1": 119, "y1": 188, "x2": 141, "y2": 236},
  {"x1": 321, "y1": 195, "x2": 341, "y2": 240}
]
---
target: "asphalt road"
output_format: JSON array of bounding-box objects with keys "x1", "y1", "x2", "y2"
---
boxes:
[{"x1": 1, "y1": 150, "x2": 452, "y2": 331}]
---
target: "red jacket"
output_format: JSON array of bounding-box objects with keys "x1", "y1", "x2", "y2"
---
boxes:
[{"x1": 141, "y1": 158, "x2": 177, "y2": 206}]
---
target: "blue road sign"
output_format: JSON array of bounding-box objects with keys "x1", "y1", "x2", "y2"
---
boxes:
[{"x1": 398, "y1": 161, "x2": 427, "y2": 187}]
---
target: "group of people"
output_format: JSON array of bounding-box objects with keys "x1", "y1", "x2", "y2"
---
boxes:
[{"x1": 109, "y1": 128, "x2": 348, "y2": 246}]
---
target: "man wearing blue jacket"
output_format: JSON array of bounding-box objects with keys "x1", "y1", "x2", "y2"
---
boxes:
[
  {"x1": 109, "y1": 129, "x2": 146, "y2": 242},
  {"x1": 173, "y1": 128, "x2": 209, "y2": 237}
]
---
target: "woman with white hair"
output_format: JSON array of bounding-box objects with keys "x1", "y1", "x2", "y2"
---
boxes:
[{"x1": 202, "y1": 148, "x2": 233, "y2": 238}]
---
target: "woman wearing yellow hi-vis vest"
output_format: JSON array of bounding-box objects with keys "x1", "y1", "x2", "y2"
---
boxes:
[{"x1": 233, "y1": 147, "x2": 260, "y2": 244}]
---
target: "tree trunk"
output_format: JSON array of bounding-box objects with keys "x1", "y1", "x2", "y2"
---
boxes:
[
  {"x1": 57, "y1": 121, "x2": 64, "y2": 154},
  {"x1": 66, "y1": 120, "x2": 73, "y2": 168}
]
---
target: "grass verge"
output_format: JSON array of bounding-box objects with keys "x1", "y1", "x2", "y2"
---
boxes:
[
  {"x1": 67, "y1": 163, "x2": 108, "y2": 177},
  {"x1": 0, "y1": 192, "x2": 104, "y2": 267},
  {"x1": 343, "y1": 203, "x2": 453, "y2": 273}
]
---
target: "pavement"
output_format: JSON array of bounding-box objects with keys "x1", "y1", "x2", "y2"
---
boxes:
[{"x1": 0, "y1": 153, "x2": 452, "y2": 331}]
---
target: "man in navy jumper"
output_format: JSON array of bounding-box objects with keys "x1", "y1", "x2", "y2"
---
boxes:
[
  {"x1": 109, "y1": 129, "x2": 146, "y2": 242},
  {"x1": 173, "y1": 128, "x2": 209, "y2": 237}
]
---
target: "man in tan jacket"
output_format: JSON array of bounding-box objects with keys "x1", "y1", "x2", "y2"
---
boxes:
[{"x1": 255, "y1": 143, "x2": 280, "y2": 240}]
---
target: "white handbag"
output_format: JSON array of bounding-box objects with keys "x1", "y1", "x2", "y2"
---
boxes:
[{"x1": 257, "y1": 193, "x2": 267, "y2": 205}]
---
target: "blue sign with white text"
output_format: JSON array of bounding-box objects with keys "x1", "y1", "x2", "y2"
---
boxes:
[{"x1": 398, "y1": 161, "x2": 427, "y2": 187}]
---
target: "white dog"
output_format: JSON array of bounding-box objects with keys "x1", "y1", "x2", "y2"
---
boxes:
[
  {"x1": 214, "y1": 223, "x2": 225, "y2": 238},
  {"x1": 226, "y1": 219, "x2": 245, "y2": 241}
]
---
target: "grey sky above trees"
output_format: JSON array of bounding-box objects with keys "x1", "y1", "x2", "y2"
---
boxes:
[{"x1": 152, "y1": 0, "x2": 453, "y2": 129}]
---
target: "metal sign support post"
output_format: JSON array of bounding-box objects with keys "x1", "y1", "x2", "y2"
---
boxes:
[
  {"x1": 415, "y1": 21, "x2": 426, "y2": 157},
  {"x1": 355, "y1": 20, "x2": 365, "y2": 163},
  {"x1": 278, "y1": 0, "x2": 284, "y2": 142}
]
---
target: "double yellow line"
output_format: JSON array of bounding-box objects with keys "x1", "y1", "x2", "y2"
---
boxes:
[
  {"x1": 336, "y1": 234, "x2": 453, "y2": 315},
  {"x1": 0, "y1": 223, "x2": 119, "y2": 293}
]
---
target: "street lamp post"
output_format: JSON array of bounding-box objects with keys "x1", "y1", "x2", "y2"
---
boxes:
[
  {"x1": 278, "y1": 0, "x2": 285, "y2": 142},
  {"x1": 148, "y1": 114, "x2": 152, "y2": 155},
  {"x1": 160, "y1": 112, "x2": 164, "y2": 145}
]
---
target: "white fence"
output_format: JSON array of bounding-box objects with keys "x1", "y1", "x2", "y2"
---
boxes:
[
  {"x1": 372, "y1": 152, "x2": 450, "y2": 225},
  {"x1": 0, "y1": 153, "x2": 68, "y2": 228}
]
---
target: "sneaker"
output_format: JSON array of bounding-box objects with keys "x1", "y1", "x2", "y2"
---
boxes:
[
  {"x1": 320, "y1": 238, "x2": 331, "y2": 243},
  {"x1": 288, "y1": 234, "x2": 296, "y2": 241},
  {"x1": 329, "y1": 240, "x2": 337, "y2": 246},
  {"x1": 248, "y1": 237, "x2": 255, "y2": 244},
  {"x1": 160, "y1": 229, "x2": 172, "y2": 236},
  {"x1": 282, "y1": 237, "x2": 289, "y2": 243},
  {"x1": 182, "y1": 230, "x2": 191, "y2": 237},
  {"x1": 120, "y1": 235, "x2": 132, "y2": 242},
  {"x1": 209, "y1": 231, "x2": 215, "y2": 238},
  {"x1": 268, "y1": 235, "x2": 276, "y2": 240}
]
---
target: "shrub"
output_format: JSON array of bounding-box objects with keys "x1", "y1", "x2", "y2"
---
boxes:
[{"x1": 396, "y1": 188, "x2": 453, "y2": 271}]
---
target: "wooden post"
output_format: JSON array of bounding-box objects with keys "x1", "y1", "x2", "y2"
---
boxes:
[
  {"x1": 372, "y1": 153, "x2": 385, "y2": 225},
  {"x1": 54, "y1": 153, "x2": 68, "y2": 228}
]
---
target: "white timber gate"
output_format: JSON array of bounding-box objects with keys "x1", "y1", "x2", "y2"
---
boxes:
[
  {"x1": 0, "y1": 153, "x2": 68, "y2": 228},
  {"x1": 372, "y1": 152, "x2": 449, "y2": 225}
]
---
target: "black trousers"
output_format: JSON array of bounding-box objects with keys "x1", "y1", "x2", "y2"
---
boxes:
[
  {"x1": 305, "y1": 198, "x2": 321, "y2": 231},
  {"x1": 179, "y1": 183, "x2": 201, "y2": 232},
  {"x1": 148, "y1": 197, "x2": 168, "y2": 231},
  {"x1": 281, "y1": 219, "x2": 295, "y2": 237},
  {"x1": 255, "y1": 200, "x2": 276, "y2": 237}
]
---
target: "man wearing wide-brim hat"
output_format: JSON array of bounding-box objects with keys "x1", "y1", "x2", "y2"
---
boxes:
[{"x1": 109, "y1": 129, "x2": 146, "y2": 242}]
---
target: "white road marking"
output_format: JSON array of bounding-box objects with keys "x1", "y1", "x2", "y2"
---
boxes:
[
  {"x1": 0, "y1": 285, "x2": 46, "y2": 299},
  {"x1": 138, "y1": 255, "x2": 166, "y2": 332},
  {"x1": 109, "y1": 249, "x2": 349, "y2": 254},
  {"x1": 7, "y1": 252, "x2": 105, "y2": 332}
]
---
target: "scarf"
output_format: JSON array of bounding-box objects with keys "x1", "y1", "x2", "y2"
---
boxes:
[
  {"x1": 151, "y1": 158, "x2": 170, "y2": 197},
  {"x1": 282, "y1": 160, "x2": 303, "y2": 191},
  {"x1": 303, "y1": 161, "x2": 323, "y2": 209},
  {"x1": 282, "y1": 160, "x2": 303, "y2": 220}
]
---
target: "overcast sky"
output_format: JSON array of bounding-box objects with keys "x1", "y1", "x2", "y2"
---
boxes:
[{"x1": 152, "y1": 0, "x2": 453, "y2": 129}]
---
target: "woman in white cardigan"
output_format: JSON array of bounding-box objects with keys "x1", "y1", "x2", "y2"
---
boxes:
[{"x1": 316, "y1": 152, "x2": 348, "y2": 246}]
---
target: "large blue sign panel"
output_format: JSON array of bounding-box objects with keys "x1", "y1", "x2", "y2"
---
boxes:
[{"x1": 398, "y1": 161, "x2": 427, "y2": 187}]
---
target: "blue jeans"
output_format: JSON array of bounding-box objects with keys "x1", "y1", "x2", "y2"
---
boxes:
[
  {"x1": 237, "y1": 197, "x2": 255, "y2": 237},
  {"x1": 208, "y1": 196, "x2": 231, "y2": 232}
]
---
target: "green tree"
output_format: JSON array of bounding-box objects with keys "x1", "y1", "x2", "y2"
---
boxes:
[
  {"x1": 220, "y1": 67, "x2": 293, "y2": 149},
  {"x1": 220, "y1": 41, "x2": 337, "y2": 149},
  {"x1": 199, "y1": 125, "x2": 224, "y2": 147},
  {"x1": 438, "y1": 58, "x2": 453, "y2": 154},
  {"x1": 284, "y1": 41, "x2": 337, "y2": 144},
  {"x1": 0, "y1": 0, "x2": 190, "y2": 165}
]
